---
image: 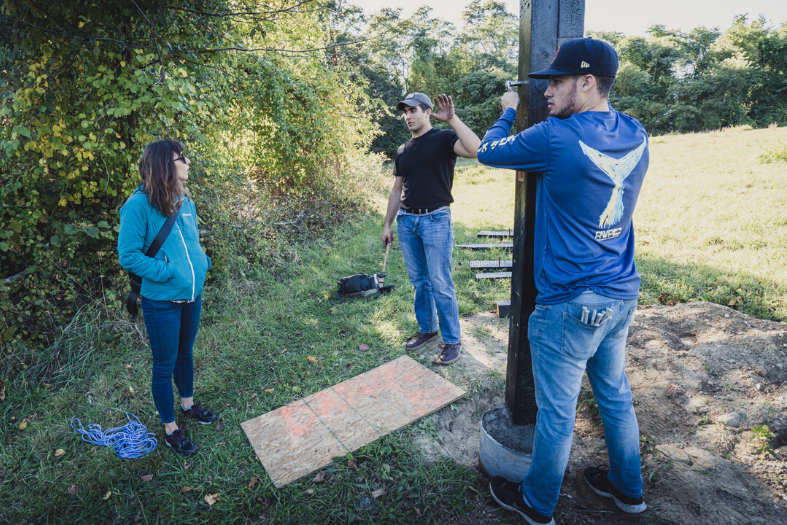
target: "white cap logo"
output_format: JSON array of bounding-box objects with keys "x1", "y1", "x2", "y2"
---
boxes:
[{"x1": 581, "y1": 61, "x2": 590, "y2": 68}]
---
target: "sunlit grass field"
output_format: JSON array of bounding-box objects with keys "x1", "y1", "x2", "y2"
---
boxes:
[{"x1": 2, "y1": 126, "x2": 786, "y2": 524}]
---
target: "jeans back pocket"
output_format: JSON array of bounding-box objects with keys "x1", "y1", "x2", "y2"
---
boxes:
[{"x1": 561, "y1": 300, "x2": 616, "y2": 360}]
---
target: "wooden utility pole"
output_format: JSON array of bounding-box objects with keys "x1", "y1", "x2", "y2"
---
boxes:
[{"x1": 506, "y1": 0, "x2": 585, "y2": 425}]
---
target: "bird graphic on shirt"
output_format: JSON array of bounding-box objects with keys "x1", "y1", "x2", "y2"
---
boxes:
[{"x1": 579, "y1": 138, "x2": 647, "y2": 229}]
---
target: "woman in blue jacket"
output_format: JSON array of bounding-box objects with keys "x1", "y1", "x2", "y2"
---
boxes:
[{"x1": 118, "y1": 139, "x2": 216, "y2": 457}]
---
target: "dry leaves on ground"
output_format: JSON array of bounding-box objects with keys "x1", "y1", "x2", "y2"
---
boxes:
[
  {"x1": 67, "y1": 485, "x2": 79, "y2": 495},
  {"x1": 304, "y1": 489, "x2": 314, "y2": 496},
  {"x1": 54, "y1": 449, "x2": 65, "y2": 457},
  {"x1": 140, "y1": 474, "x2": 153, "y2": 482},
  {"x1": 184, "y1": 461, "x2": 191, "y2": 471},
  {"x1": 248, "y1": 476, "x2": 258, "y2": 489},
  {"x1": 17, "y1": 414, "x2": 36, "y2": 431},
  {"x1": 307, "y1": 356, "x2": 317, "y2": 364},
  {"x1": 264, "y1": 388, "x2": 274, "y2": 394},
  {"x1": 312, "y1": 471, "x2": 325, "y2": 483},
  {"x1": 358, "y1": 344, "x2": 369, "y2": 351},
  {"x1": 348, "y1": 459, "x2": 358, "y2": 471},
  {"x1": 413, "y1": 506, "x2": 421, "y2": 516},
  {"x1": 372, "y1": 488, "x2": 385, "y2": 498},
  {"x1": 204, "y1": 492, "x2": 220, "y2": 506},
  {"x1": 0, "y1": 381, "x2": 5, "y2": 401},
  {"x1": 102, "y1": 491, "x2": 112, "y2": 500}
]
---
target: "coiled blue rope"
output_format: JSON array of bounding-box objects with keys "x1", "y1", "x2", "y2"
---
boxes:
[{"x1": 70, "y1": 413, "x2": 157, "y2": 459}]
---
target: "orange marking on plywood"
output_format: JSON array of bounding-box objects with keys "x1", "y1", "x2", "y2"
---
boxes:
[{"x1": 241, "y1": 356, "x2": 465, "y2": 487}]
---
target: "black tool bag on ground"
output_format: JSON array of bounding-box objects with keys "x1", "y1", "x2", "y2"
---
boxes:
[
  {"x1": 125, "y1": 212, "x2": 178, "y2": 317},
  {"x1": 336, "y1": 273, "x2": 380, "y2": 299}
]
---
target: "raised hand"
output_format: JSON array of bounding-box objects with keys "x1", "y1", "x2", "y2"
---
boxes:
[{"x1": 431, "y1": 94, "x2": 455, "y2": 122}]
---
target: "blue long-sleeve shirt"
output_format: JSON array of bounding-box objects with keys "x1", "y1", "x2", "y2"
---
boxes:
[{"x1": 477, "y1": 107, "x2": 649, "y2": 304}]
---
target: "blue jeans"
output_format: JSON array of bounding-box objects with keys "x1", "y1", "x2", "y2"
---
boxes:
[
  {"x1": 141, "y1": 295, "x2": 202, "y2": 424},
  {"x1": 521, "y1": 291, "x2": 642, "y2": 516},
  {"x1": 396, "y1": 208, "x2": 461, "y2": 344}
]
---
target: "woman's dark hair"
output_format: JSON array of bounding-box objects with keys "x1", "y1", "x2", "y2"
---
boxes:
[{"x1": 138, "y1": 139, "x2": 186, "y2": 216}]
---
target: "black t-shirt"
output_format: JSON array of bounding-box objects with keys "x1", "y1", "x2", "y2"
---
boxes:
[{"x1": 393, "y1": 128, "x2": 459, "y2": 209}]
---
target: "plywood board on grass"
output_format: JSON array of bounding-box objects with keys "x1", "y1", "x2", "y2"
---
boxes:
[{"x1": 241, "y1": 355, "x2": 465, "y2": 487}]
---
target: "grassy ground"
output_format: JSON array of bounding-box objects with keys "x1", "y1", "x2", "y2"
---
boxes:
[
  {"x1": 2, "y1": 126, "x2": 786, "y2": 524},
  {"x1": 635, "y1": 126, "x2": 787, "y2": 320}
]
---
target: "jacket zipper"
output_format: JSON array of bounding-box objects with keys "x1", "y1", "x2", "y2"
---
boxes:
[{"x1": 176, "y1": 225, "x2": 195, "y2": 300}]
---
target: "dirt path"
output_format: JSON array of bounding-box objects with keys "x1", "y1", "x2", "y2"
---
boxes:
[{"x1": 410, "y1": 303, "x2": 787, "y2": 524}]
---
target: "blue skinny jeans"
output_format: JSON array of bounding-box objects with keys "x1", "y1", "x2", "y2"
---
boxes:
[{"x1": 141, "y1": 295, "x2": 201, "y2": 424}]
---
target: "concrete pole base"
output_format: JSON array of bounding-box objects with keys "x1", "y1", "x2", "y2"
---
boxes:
[{"x1": 478, "y1": 404, "x2": 535, "y2": 482}]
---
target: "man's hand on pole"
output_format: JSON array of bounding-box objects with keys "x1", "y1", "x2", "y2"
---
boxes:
[
  {"x1": 502, "y1": 85, "x2": 520, "y2": 112},
  {"x1": 431, "y1": 94, "x2": 455, "y2": 122}
]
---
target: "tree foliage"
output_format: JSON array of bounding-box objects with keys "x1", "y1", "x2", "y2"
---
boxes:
[
  {"x1": 0, "y1": 0, "x2": 374, "y2": 348},
  {"x1": 327, "y1": 0, "x2": 517, "y2": 156},
  {"x1": 595, "y1": 16, "x2": 787, "y2": 133}
]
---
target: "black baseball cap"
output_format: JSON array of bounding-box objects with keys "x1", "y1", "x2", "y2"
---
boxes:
[
  {"x1": 528, "y1": 38, "x2": 619, "y2": 79},
  {"x1": 396, "y1": 93, "x2": 433, "y2": 111}
]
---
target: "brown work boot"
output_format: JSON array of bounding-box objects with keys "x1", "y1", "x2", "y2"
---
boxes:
[{"x1": 403, "y1": 330, "x2": 439, "y2": 350}]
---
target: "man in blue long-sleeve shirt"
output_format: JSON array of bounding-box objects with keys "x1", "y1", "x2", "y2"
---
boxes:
[{"x1": 479, "y1": 38, "x2": 649, "y2": 525}]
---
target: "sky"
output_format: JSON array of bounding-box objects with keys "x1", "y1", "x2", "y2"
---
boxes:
[{"x1": 347, "y1": 0, "x2": 787, "y2": 36}]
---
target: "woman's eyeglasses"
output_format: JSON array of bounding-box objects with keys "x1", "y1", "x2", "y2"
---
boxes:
[{"x1": 174, "y1": 155, "x2": 189, "y2": 164}]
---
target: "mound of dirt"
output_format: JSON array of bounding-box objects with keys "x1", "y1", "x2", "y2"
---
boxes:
[{"x1": 413, "y1": 303, "x2": 787, "y2": 524}]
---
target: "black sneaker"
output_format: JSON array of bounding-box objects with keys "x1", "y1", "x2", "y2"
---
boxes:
[
  {"x1": 403, "y1": 331, "x2": 438, "y2": 350},
  {"x1": 489, "y1": 476, "x2": 555, "y2": 525},
  {"x1": 433, "y1": 343, "x2": 461, "y2": 365},
  {"x1": 181, "y1": 404, "x2": 218, "y2": 425},
  {"x1": 165, "y1": 429, "x2": 198, "y2": 457},
  {"x1": 584, "y1": 466, "x2": 647, "y2": 514}
]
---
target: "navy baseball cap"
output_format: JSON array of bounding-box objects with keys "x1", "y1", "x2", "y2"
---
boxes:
[
  {"x1": 528, "y1": 38, "x2": 619, "y2": 79},
  {"x1": 396, "y1": 93, "x2": 433, "y2": 111}
]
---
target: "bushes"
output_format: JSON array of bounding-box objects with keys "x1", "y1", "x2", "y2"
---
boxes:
[
  {"x1": 198, "y1": 150, "x2": 388, "y2": 276},
  {"x1": 0, "y1": 1, "x2": 377, "y2": 350}
]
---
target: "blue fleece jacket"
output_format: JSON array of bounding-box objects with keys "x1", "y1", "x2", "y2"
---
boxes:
[
  {"x1": 477, "y1": 108, "x2": 649, "y2": 304},
  {"x1": 117, "y1": 187, "x2": 211, "y2": 301}
]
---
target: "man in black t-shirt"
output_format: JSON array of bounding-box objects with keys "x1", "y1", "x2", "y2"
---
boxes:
[{"x1": 382, "y1": 92, "x2": 481, "y2": 364}]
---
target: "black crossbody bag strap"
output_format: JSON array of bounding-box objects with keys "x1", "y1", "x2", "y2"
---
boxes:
[{"x1": 126, "y1": 211, "x2": 179, "y2": 317}]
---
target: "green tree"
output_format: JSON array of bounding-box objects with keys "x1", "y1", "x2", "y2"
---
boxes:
[{"x1": 0, "y1": 0, "x2": 373, "y2": 347}]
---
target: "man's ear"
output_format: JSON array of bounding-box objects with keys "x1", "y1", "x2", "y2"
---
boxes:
[{"x1": 581, "y1": 75, "x2": 596, "y2": 93}]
